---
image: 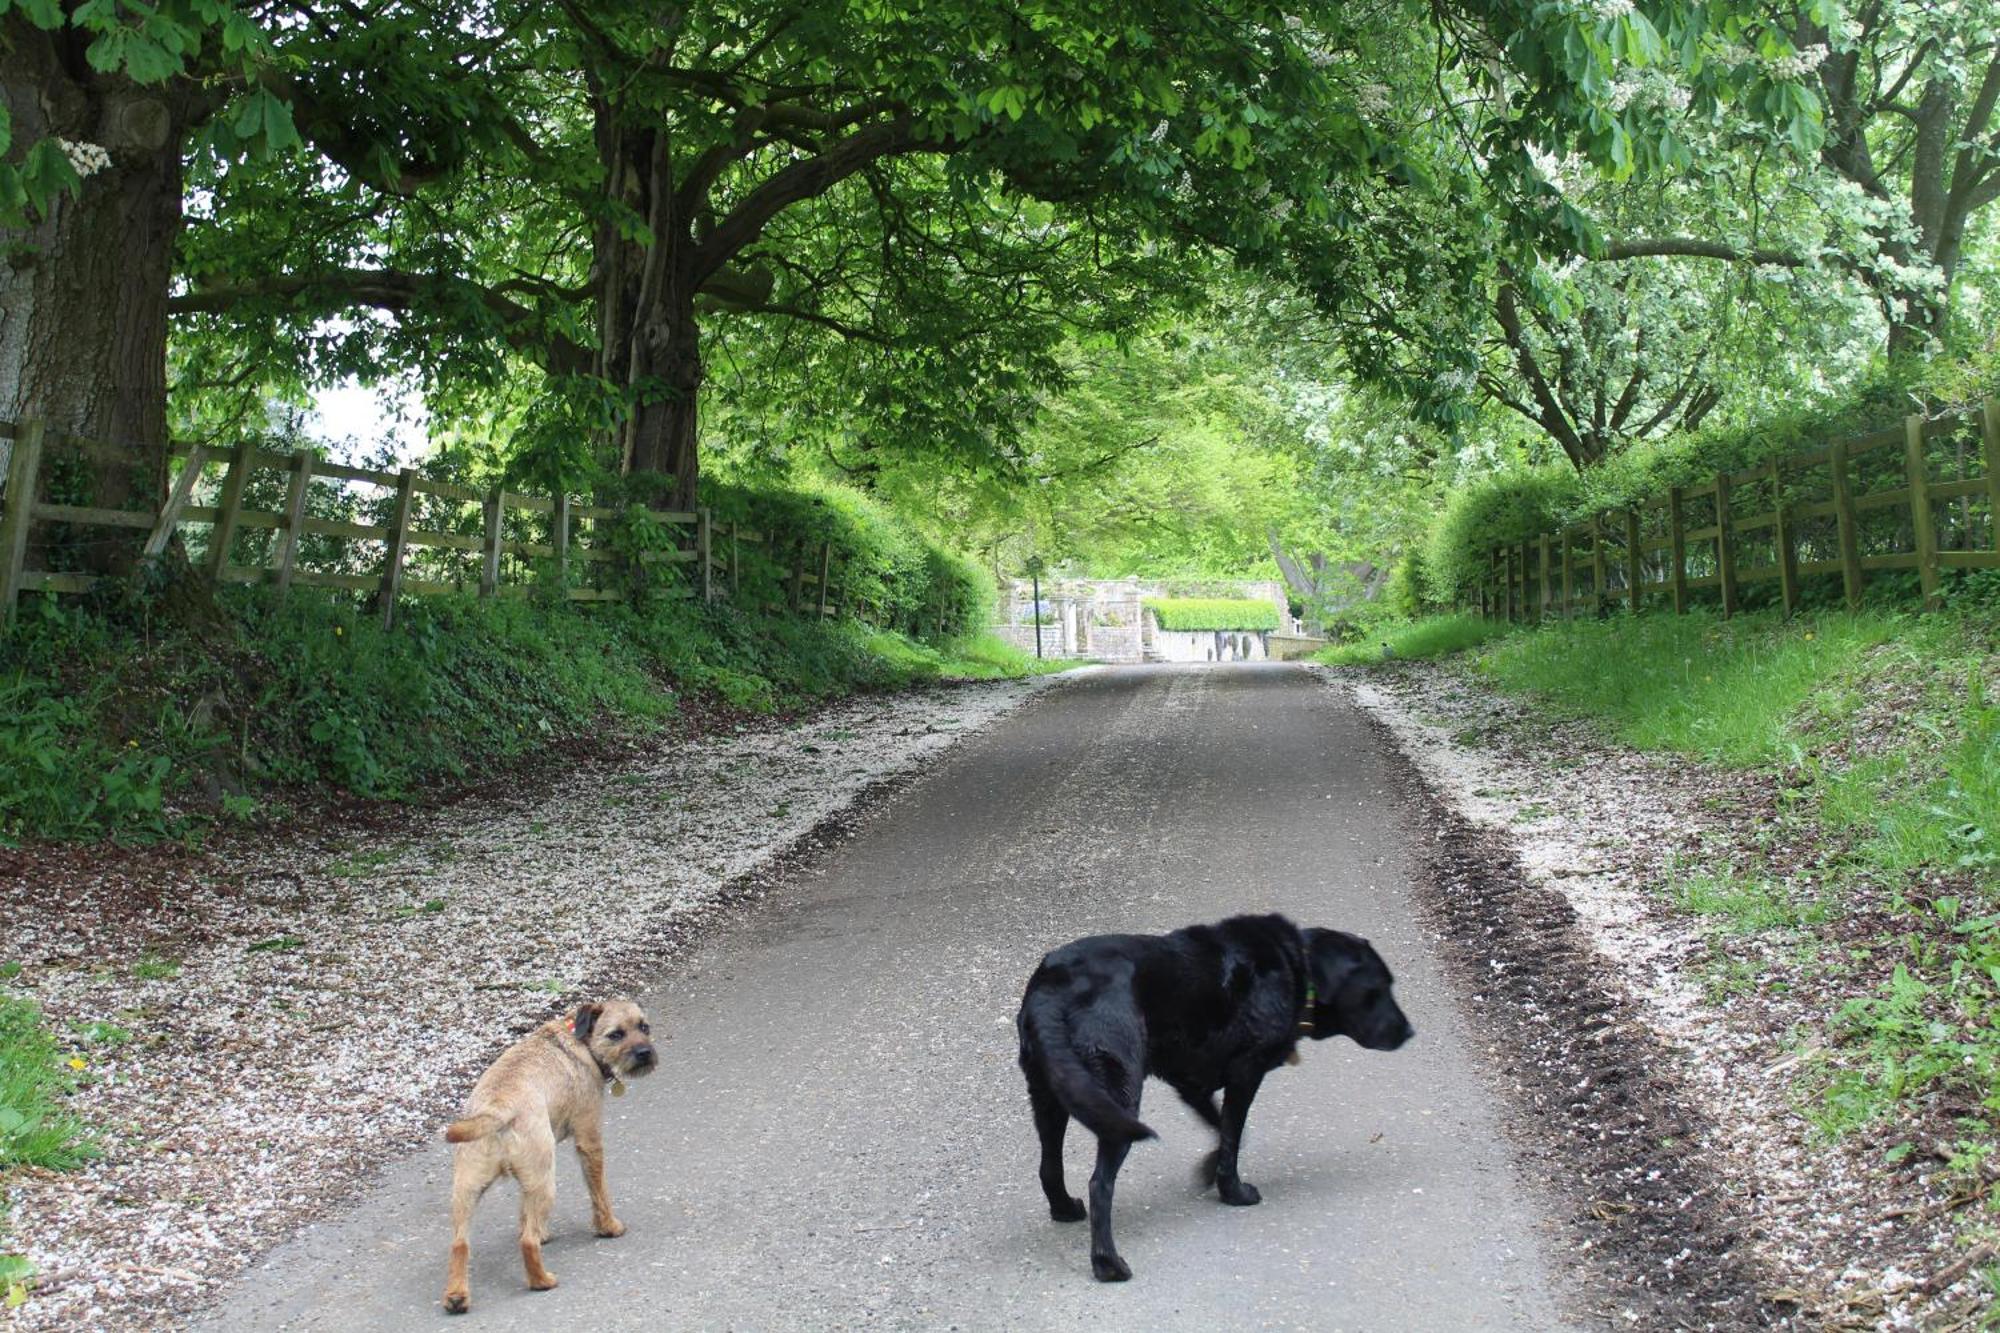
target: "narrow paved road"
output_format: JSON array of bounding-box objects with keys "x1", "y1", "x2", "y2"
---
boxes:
[{"x1": 207, "y1": 665, "x2": 1580, "y2": 1332}]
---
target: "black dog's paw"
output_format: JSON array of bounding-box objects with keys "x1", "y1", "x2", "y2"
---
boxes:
[
  {"x1": 1195, "y1": 1149, "x2": 1221, "y2": 1188},
  {"x1": 1091, "y1": 1252, "x2": 1133, "y2": 1282},
  {"x1": 1218, "y1": 1180, "x2": 1262, "y2": 1207},
  {"x1": 1049, "y1": 1195, "x2": 1087, "y2": 1223}
]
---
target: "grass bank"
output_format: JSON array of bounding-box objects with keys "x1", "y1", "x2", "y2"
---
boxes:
[
  {"x1": 1312, "y1": 613, "x2": 1505, "y2": 665},
  {"x1": 1325, "y1": 606, "x2": 2000, "y2": 1151},
  {"x1": 0, "y1": 581, "x2": 1054, "y2": 847}
]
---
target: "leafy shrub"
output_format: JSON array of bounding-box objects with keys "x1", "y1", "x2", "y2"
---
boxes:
[
  {"x1": 1143, "y1": 597, "x2": 1281, "y2": 631},
  {"x1": 689, "y1": 476, "x2": 991, "y2": 644},
  {"x1": 1422, "y1": 467, "x2": 1580, "y2": 605}
]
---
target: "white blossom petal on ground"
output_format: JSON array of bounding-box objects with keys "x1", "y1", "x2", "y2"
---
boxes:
[{"x1": 2, "y1": 673, "x2": 1074, "y2": 1331}]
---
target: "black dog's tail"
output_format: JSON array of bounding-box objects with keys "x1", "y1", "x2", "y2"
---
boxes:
[{"x1": 1022, "y1": 1004, "x2": 1156, "y2": 1143}]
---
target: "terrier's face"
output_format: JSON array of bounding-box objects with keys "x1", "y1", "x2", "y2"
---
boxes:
[{"x1": 572, "y1": 999, "x2": 659, "y2": 1077}]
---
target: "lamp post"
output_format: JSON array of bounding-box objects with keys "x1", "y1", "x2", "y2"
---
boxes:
[{"x1": 1024, "y1": 555, "x2": 1046, "y2": 659}]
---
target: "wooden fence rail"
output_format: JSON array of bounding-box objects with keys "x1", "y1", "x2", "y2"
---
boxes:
[
  {"x1": 1480, "y1": 404, "x2": 2000, "y2": 622},
  {"x1": 0, "y1": 420, "x2": 858, "y2": 628}
]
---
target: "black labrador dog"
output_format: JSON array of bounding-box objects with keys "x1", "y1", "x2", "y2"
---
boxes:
[{"x1": 1015, "y1": 912, "x2": 1413, "y2": 1281}]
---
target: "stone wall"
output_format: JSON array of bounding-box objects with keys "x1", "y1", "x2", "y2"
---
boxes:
[
  {"x1": 990, "y1": 576, "x2": 1295, "y2": 664},
  {"x1": 1152, "y1": 629, "x2": 1268, "y2": 662}
]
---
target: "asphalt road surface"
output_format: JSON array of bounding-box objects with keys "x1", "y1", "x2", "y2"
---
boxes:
[{"x1": 207, "y1": 664, "x2": 1583, "y2": 1332}]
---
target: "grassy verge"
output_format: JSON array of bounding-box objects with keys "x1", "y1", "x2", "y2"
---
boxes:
[
  {"x1": 1312, "y1": 613, "x2": 1509, "y2": 665},
  {"x1": 1472, "y1": 607, "x2": 2000, "y2": 1149},
  {"x1": 860, "y1": 630, "x2": 1080, "y2": 681},
  {"x1": 0, "y1": 584, "x2": 1053, "y2": 846},
  {"x1": 1, "y1": 992, "x2": 95, "y2": 1307},
  {"x1": 1325, "y1": 604, "x2": 2000, "y2": 1162}
]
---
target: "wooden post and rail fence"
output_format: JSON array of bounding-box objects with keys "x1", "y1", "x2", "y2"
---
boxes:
[
  {"x1": 0, "y1": 419, "x2": 861, "y2": 629},
  {"x1": 1478, "y1": 404, "x2": 2000, "y2": 622}
]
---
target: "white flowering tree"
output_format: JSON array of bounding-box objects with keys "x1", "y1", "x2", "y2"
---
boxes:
[{"x1": 1587, "y1": 0, "x2": 2000, "y2": 357}]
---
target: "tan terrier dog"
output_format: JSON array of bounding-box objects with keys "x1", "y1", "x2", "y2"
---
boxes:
[{"x1": 441, "y1": 999, "x2": 658, "y2": 1314}]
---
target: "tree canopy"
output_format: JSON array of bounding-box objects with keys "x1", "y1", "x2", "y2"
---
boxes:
[{"x1": 7, "y1": 0, "x2": 1992, "y2": 599}]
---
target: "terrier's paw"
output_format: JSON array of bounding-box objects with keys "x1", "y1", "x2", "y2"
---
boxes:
[
  {"x1": 595, "y1": 1217, "x2": 626, "y2": 1239},
  {"x1": 1218, "y1": 1180, "x2": 1262, "y2": 1207},
  {"x1": 442, "y1": 1292, "x2": 470, "y2": 1315},
  {"x1": 528, "y1": 1273, "x2": 559, "y2": 1292},
  {"x1": 1049, "y1": 1195, "x2": 1086, "y2": 1223}
]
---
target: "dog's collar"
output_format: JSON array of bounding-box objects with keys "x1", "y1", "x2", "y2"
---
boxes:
[{"x1": 1298, "y1": 978, "x2": 1317, "y2": 1036}]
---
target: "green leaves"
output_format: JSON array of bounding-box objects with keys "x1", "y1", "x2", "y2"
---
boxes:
[{"x1": 228, "y1": 87, "x2": 301, "y2": 156}]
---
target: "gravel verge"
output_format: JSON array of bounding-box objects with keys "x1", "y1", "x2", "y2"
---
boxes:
[
  {"x1": 0, "y1": 672, "x2": 1075, "y2": 1331},
  {"x1": 1316, "y1": 661, "x2": 1994, "y2": 1332}
]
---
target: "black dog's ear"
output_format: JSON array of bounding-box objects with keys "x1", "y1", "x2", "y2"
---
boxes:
[
  {"x1": 1304, "y1": 928, "x2": 1365, "y2": 993},
  {"x1": 571, "y1": 1003, "x2": 603, "y2": 1044}
]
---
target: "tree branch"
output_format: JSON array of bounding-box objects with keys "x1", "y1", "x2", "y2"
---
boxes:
[
  {"x1": 1493, "y1": 282, "x2": 1589, "y2": 468},
  {"x1": 167, "y1": 268, "x2": 590, "y2": 372},
  {"x1": 1598, "y1": 237, "x2": 1810, "y2": 266},
  {"x1": 692, "y1": 114, "x2": 946, "y2": 283}
]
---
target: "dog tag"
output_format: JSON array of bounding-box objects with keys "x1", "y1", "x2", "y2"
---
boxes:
[{"x1": 610, "y1": 1077, "x2": 627, "y2": 1098}]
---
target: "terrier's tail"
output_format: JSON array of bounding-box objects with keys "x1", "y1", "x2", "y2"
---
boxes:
[{"x1": 444, "y1": 1109, "x2": 512, "y2": 1143}]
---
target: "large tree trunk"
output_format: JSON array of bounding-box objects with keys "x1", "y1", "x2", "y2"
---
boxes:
[
  {"x1": 622, "y1": 284, "x2": 702, "y2": 508},
  {"x1": 0, "y1": 29, "x2": 185, "y2": 546},
  {"x1": 593, "y1": 110, "x2": 704, "y2": 509}
]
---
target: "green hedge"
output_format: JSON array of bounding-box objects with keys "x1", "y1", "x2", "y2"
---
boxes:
[
  {"x1": 694, "y1": 479, "x2": 992, "y2": 644},
  {"x1": 1144, "y1": 597, "x2": 1280, "y2": 631},
  {"x1": 1415, "y1": 358, "x2": 2000, "y2": 609},
  {"x1": 1421, "y1": 468, "x2": 1581, "y2": 606}
]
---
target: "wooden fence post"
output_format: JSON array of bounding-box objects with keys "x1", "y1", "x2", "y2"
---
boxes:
[
  {"x1": 697, "y1": 506, "x2": 713, "y2": 603},
  {"x1": 1560, "y1": 527, "x2": 1574, "y2": 619},
  {"x1": 1512, "y1": 540, "x2": 1525, "y2": 622},
  {"x1": 1905, "y1": 413, "x2": 1939, "y2": 609},
  {"x1": 1537, "y1": 534, "x2": 1550, "y2": 623},
  {"x1": 142, "y1": 443, "x2": 208, "y2": 563},
  {"x1": 1770, "y1": 459, "x2": 1799, "y2": 617},
  {"x1": 1667, "y1": 485, "x2": 1688, "y2": 614},
  {"x1": 1714, "y1": 474, "x2": 1738, "y2": 618},
  {"x1": 553, "y1": 492, "x2": 571, "y2": 589},
  {"x1": 729, "y1": 521, "x2": 740, "y2": 597},
  {"x1": 206, "y1": 439, "x2": 255, "y2": 580},
  {"x1": 1829, "y1": 438, "x2": 1864, "y2": 610},
  {"x1": 1983, "y1": 400, "x2": 2000, "y2": 553},
  {"x1": 479, "y1": 486, "x2": 504, "y2": 598},
  {"x1": 1624, "y1": 508, "x2": 1641, "y2": 614},
  {"x1": 789, "y1": 539, "x2": 806, "y2": 612},
  {"x1": 273, "y1": 451, "x2": 315, "y2": 598},
  {"x1": 816, "y1": 540, "x2": 831, "y2": 617},
  {"x1": 378, "y1": 467, "x2": 417, "y2": 629},
  {"x1": 0, "y1": 419, "x2": 46, "y2": 625},
  {"x1": 1590, "y1": 515, "x2": 1608, "y2": 613}
]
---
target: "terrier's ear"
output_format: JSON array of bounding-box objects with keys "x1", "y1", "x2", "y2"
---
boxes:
[{"x1": 572, "y1": 1003, "x2": 603, "y2": 1044}]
